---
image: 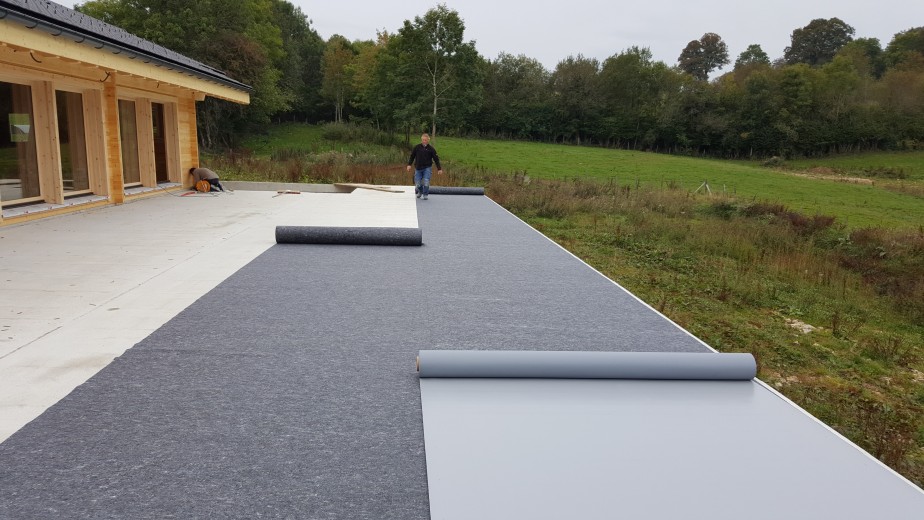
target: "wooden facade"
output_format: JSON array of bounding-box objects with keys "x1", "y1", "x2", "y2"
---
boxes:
[{"x1": 0, "y1": 3, "x2": 249, "y2": 224}]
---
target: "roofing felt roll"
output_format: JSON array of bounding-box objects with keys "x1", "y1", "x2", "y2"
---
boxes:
[
  {"x1": 427, "y1": 186, "x2": 485, "y2": 195},
  {"x1": 417, "y1": 350, "x2": 756, "y2": 380},
  {"x1": 275, "y1": 226, "x2": 422, "y2": 246}
]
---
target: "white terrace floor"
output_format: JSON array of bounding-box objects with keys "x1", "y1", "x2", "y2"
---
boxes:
[{"x1": 0, "y1": 185, "x2": 418, "y2": 441}]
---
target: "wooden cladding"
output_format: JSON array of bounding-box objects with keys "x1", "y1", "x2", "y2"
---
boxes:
[{"x1": 1, "y1": 62, "x2": 206, "y2": 223}]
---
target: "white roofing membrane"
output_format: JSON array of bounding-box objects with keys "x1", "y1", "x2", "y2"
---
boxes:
[{"x1": 420, "y1": 376, "x2": 924, "y2": 519}]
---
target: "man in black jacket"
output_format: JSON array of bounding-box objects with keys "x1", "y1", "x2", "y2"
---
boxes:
[{"x1": 406, "y1": 133, "x2": 442, "y2": 199}]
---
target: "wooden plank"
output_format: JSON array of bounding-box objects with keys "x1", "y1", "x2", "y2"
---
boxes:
[
  {"x1": 135, "y1": 98, "x2": 156, "y2": 187},
  {"x1": 334, "y1": 183, "x2": 403, "y2": 193},
  {"x1": 0, "y1": 20, "x2": 250, "y2": 104},
  {"x1": 82, "y1": 89, "x2": 109, "y2": 196},
  {"x1": 31, "y1": 80, "x2": 64, "y2": 204},
  {"x1": 103, "y1": 74, "x2": 124, "y2": 203},
  {"x1": 0, "y1": 45, "x2": 110, "y2": 89},
  {"x1": 1, "y1": 45, "x2": 203, "y2": 103}
]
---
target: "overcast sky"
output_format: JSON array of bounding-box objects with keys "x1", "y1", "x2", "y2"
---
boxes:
[
  {"x1": 62, "y1": 0, "x2": 923, "y2": 72},
  {"x1": 295, "y1": 0, "x2": 922, "y2": 71}
]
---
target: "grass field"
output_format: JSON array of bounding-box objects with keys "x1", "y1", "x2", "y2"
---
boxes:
[
  {"x1": 435, "y1": 137, "x2": 924, "y2": 230},
  {"x1": 226, "y1": 123, "x2": 924, "y2": 486},
  {"x1": 234, "y1": 127, "x2": 924, "y2": 229},
  {"x1": 241, "y1": 124, "x2": 325, "y2": 154}
]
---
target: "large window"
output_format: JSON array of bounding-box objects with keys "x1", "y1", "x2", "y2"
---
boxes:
[
  {"x1": 56, "y1": 91, "x2": 90, "y2": 195},
  {"x1": 118, "y1": 99, "x2": 140, "y2": 185},
  {"x1": 0, "y1": 80, "x2": 40, "y2": 205}
]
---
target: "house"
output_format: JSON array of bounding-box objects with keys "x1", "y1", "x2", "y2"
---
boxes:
[{"x1": 0, "y1": 0, "x2": 250, "y2": 224}]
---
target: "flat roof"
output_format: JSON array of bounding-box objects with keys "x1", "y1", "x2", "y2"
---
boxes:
[
  {"x1": 0, "y1": 0, "x2": 251, "y2": 93},
  {"x1": 0, "y1": 187, "x2": 921, "y2": 518}
]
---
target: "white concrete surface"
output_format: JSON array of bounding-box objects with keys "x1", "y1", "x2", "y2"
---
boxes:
[{"x1": 0, "y1": 186, "x2": 418, "y2": 441}]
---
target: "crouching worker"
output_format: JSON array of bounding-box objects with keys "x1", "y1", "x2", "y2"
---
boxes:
[{"x1": 189, "y1": 167, "x2": 225, "y2": 192}]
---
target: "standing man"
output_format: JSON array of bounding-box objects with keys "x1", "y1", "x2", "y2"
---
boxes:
[{"x1": 406, "y1": 133, "x2": 442, "y2": 200}]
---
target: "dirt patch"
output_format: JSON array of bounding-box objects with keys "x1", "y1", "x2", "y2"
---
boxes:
[{"x1": 781, "y1": 168, "x2": 875, "y2": 185}]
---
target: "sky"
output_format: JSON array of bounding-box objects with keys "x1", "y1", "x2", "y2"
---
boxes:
[
  {"x1": 60, "y1": 0, "x2": 923, "y2": 72},
  {"x1": 294, "y1": 0, "x2": 923, "y2": 71}
]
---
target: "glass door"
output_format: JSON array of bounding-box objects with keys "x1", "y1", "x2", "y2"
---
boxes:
[
  {"x1": 118, "y1": 99, "x2": 141, "y2": 186},
  {"x1": 0, "y1": 80, "x2": 41, "y2": 206},
  {"x1": 152, "y1": 102, "x2": 168, "y2": 183},
  {"x1": 56, "y1": 90, "x2": 90, "y2": 196}
]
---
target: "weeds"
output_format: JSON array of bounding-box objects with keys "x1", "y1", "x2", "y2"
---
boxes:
[{"x1": 488, "y1": 174, "x2": 924, "y2": 486}]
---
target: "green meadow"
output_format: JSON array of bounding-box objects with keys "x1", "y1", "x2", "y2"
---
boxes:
[{"x1": 436, "y1": 137, "x2": 924, "y2": 230}]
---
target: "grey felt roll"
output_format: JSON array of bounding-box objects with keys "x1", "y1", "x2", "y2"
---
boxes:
[
  {"x1": 417, "y1": 350, "x2": 757, "y2": 380},
  {"x1": 427, "y1": 186, "x2": 485, "y2": 195},
  {"x1": 275, "y1": 226, "x2": 422, "y2": 246}
]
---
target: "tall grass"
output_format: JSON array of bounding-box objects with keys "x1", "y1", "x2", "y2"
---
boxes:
[{"x1": 489, "y1": 176, "x2": 924, "y2": 485}]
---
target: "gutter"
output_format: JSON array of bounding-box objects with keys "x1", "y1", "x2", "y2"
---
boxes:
[{"x1": 0, "y1": 4, "x2": 253, "y2": 94}]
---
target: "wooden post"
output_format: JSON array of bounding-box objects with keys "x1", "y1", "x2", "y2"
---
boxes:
[
  {"x1": 103, "y1": 72, "x2": 124, "y2": 203},
  {"x1": 31, "y1": 80, "x2": 63, "y2": 204},
  {"x1": 177, "y1": 95, "x2": 199, "y2": 188}
]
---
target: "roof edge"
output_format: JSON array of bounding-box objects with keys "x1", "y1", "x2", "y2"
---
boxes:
[{"x1": 0, "y1": 3, "x2": 253, "y2": 94}]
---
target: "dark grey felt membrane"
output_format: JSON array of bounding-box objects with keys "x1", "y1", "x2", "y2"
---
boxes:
[
  {"x1": 426, "y1": 186, "x2": 484, "y2": 195},
  {"x1": 417, "y1": 350, "x2": 756, "y2": 380},
  {"x1": 275, "y1": 225, "x2": 422, "y2": 245},
  {"x1": 0, "y1": 196, "x2": 710, "y2": 519},
  {"x1": 1, "y1": 196, "x2": 921, "y2": 519}
]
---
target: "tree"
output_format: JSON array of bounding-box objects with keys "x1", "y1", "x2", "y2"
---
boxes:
[
  {"x1": 321, "y1": 35, "x2": 355, "y2": 123},
  {"x1": 838, "y1": 38, "x2": 885, "y2": 79},
  {"x1": 678, "y1": 33, "x2": 729, "y2": 80},
  {"x1": 550, "y1": 55, "x2": 601, "y2": 144},
  {"x1": 477, "y1": 53, "x2": 551, "y2": 138},
  {"x1": 77, "y1": 0, "x2": 293, "y2": 146},
  {"x1": 784, "y1": 18, "x2": 855, "y2": 67},
  {"x1": 599, "y1": 47, "x2": 669, "y2": 147},
  {"x1": 395, "y1": 4, "x2": 483, "y2": 138},
  {"x1": 270, "y1": 0, "x2": 325, "y2": 122},
  {"x1": 735, "y1": 44, "x2": 770, "y2": 68},
  {"x1": 885, "y1": 27, "x2": 924, "y2": 68},
  {"x1": 348, "y1": 36, "x2": 386, "y2": 125}
]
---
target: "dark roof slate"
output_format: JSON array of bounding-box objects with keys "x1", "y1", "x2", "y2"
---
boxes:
[{"x1": 0, "y1": 0, "x2": 251, "y2": 93}]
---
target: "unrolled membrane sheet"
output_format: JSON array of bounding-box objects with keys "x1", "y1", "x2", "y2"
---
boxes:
[
  {"x1": 427, "y1": 186, "x2": 485, "y2": 195},
  {"x1": 419, "y1": 354, "x2": 924, "y2": 520},
  {"x1": 275, "y1": 225, "x2": 422, "y2": 245},
  {"x1": 417, "y1": 350, "x2": 756, "y2": 380}
]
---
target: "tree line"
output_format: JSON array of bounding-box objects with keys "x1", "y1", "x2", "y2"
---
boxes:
[{"x1": 77, "y1": 1, "x2": 924, "y2": 157}]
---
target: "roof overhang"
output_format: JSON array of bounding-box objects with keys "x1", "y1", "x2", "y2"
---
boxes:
[{"x1": 0, "y1": 5, "x2": 250, "y2": 104}]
